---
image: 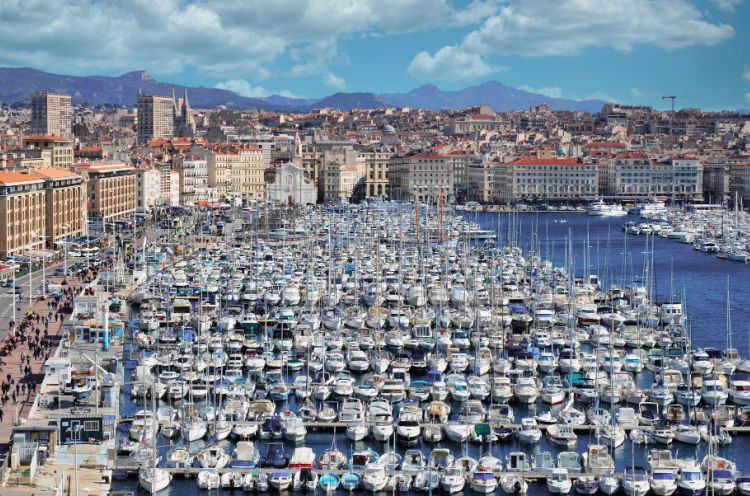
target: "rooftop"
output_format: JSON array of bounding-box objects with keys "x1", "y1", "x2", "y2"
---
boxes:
[{"x1": 0, "y1": 171, "x2": 43, "y2": 185}]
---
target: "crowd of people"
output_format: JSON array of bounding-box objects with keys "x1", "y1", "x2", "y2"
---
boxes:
[{"x1": 0, "y1": 277, "x2": 83, "y2": 424}]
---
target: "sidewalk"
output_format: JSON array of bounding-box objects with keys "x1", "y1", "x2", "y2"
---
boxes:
[{"x1": 0, "y1": 275, "x2": 87, "y2": 460}]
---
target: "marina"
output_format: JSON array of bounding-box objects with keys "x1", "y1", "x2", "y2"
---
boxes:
[{"x1": 17, "y1": 201, "x2": 750, "y2": 496}]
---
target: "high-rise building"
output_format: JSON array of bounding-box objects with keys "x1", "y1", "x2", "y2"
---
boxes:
[
  {"x1": 31, "y1": 91, "x2": 72, "y2": 138},
  {"x1": 137, "y1": 93, "x2": 174, "y2": 144}
]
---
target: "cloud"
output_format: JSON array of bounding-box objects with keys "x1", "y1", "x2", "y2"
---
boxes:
[
  {"x1": 407, "y1": 46, "x2": 504, "y2": 81},
  {"x1": 459, "y1": 0, "x2": 734, "y2": 57},
  {"x1": 452, "y1": 0, "x2": 504, "y2": 26},
  {"x1": 0, "y1": 0, "x2": 449, "y2": 80},
  {"x1": 630, "y1": 88, "x2": 660, "y2": 98},
  {"x1": 744, "y1": 67, "x2": 750, "y2": 83},
  {"x1": 518, "y1": 85, "x2": 563, "y2": 98},
  {"x1": 215, "y1": 79, "x2": 296, "y2": 98},
  {"x1": 582, "y1": 92, "x2": 620, "y2": 103},
  {"x1": 323, "y1": 73, "x2": 347, "y2": 90},
  {"x1": 216, "y1": 80, "x2": 272, "y2": 97},
  {"x1": 709, "y1": 0, "x2": 741, "y2": 11}
]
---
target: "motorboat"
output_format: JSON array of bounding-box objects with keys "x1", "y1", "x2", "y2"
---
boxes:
[
  {"x1": 517, "y1": 417, "x2": 542, "y2": 443},
  {"x1": 622, "y1": 466, "x2": 651, "y2": 496},
  {"x1": 678, "y1": 464, "x2": 705, "y2": 496},
  {"x1": 547, "y1": 424, "x2": 578, "y2": 448},
  {"x1": 547, "y1": 468, "x2": 572, "y2": 495},
  {"x1": 469, "y1": 467, "x2": 498, "y2": 494},
  {"x1": 197, "y1": 468, "x2": 221, "y2": 490}
]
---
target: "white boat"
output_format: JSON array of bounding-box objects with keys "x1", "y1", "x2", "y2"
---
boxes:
[
  {"x1": 268, "y1": 471, "x2": 293, "y2": 491},
  {"x1": 469, "y1": 467, "x2": 498, "y2": 494},
  {"x1": 500, "y1": 473, "x2": 528, "y2": 494},
  {"x1": 361, "y1": 462, "x2": 389, "y2": 492},
  {"x1": 197, "y1": 468, "x2": 221, "y2": 490},
  {"x1": 547, "y1": 468, "x2": 572, "y2": 495},
  {"x1": 678, "y1": 464, "x2": 705, "y2": 496},
  {"x1": 547, "y1": 424, "x2": 578, "y2": 448},
  {"x1": 516, "y1": 417, "x2": 542, "y2": 443},
  {"x1": 440, "y1": 465, "x2": 467, "y2": 494},
  {"x1": 138, "y1": 467, "x2": 171, "y2": 494}
]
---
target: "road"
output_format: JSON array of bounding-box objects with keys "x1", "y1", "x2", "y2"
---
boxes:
[{"x1": 0, "y1": 266, "x2": 54, "y2": 342}]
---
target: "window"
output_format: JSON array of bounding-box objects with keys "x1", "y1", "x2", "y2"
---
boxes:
[{"x1": 84, "y1": 420, "x2": 99, "y2": 431}]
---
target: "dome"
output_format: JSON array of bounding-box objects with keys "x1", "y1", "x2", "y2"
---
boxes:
[{"x1": 382, "y1": 124, "x2": 396, "y2": 133}]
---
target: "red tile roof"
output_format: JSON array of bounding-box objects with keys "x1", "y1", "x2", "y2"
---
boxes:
[
  {"x1": 23, "y1": 135, "x2": 68, "y2": 142},
  {"x1": 27, "y1": 167, "x2": 80, "y2": 180},
  {"x1": 0, "y1": 171, "x2": 42, "y2": 185}
]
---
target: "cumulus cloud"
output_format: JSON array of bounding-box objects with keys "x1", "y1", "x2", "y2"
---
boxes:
[
  {"x1": 407, "y1": 0, "x2": 733, "y2": 82},
  {"x1": 518, "y1": 86, "x2": 563, "y2": 98},
  {"x1": 323, "y1": 73, "x2": 347, "y2": 90},
  {"x1": 744, "y1": 67, "x2": 750, "y2": 83},
  {"x1": 461, "y1": 0, "x2": 734, "y2": 57},
  {"x1": 408, "y1": 46, "x2": 504, "y2": 81},
  {"x1": 0, "y1": 0, "x2": 448, "y2": 80},
  {"x1": 215, "y1": 79, "x2": 296, "y2": 98},
  {"x1": 709, "y1": 0, "x2": 741, "y2": 11},
  {"x1": 452, "y1": 0, "x2": 504, "y2": 26}
]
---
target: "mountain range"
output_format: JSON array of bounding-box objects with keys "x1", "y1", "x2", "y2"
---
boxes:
[{"x1": 0, "y1": 67, "x2": 608, "y2": 113}]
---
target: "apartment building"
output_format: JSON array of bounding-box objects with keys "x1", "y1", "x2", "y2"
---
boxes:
[
  {"x1": 0, "y1": 171, "x2": 46, "y2": 257},
  {"x1": 72, "y1": 162, "x2": 137, "y2": 225},
  {"x1": 27, "y1": 167, "x2": 85, "y2": 248},
  {"x1": 360, "y1": 149, "x2": 392, "y2": 198},
  {"x1": 22, "y1": 136, "x2": 74, "y2": 168},
  {"x1": 134, "y1": 168, "x2": 162, "y2": 210},
  {"x1": 230, "y1": 145, "x2": 265, "y2": 200},
  {"x1": 31, "y1": 91, "x2": 72, "y2": 138},
  {"x1": 389, "y1": 154, "x2": 455, "y2": 204},
  {"x1": 467, "y1": 162, "x2": 496, "y2": 203},
  {"x1": 612, "y1": 154, "x2": 703, "y2": 200},
  {"x1": 494, "y1": 157, "x2": 598, "y2": 203},
  {"x1": 172, "y1": 154, "x2": 210, "y2": 205},
  {"x1": 321, "y1": 148, "x2": 364, "y2": 202},
  {"x1": 702, "y1": 158, "x2": 731, "y2": 205},
  {"x1": 137, "y1": 94, "x2": 174, "y2": 144}
]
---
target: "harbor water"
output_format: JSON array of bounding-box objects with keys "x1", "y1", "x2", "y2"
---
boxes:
[{"x1": 112, "y1": 210, "x2": 750, "y2": 496}]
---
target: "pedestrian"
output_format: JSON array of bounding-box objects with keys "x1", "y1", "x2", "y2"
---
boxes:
[
  {"x1": 18, "y1": 362, "x2": 22, "y2": 373},
  {"x1": 15, "y1": 384, "x2": 19, "y2": 396},
  {"x1": 11, "y1": 391, "x2": 16, "y2": 404},
  {"x1": 21, "y1": 383, "x2": 25, "y2": 395},
  {"x1": 0, "y1": 407, "x2": 4, "y2": 421}
]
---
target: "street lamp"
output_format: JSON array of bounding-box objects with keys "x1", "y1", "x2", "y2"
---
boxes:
[
  {"x1": 9, "y1": 260, "x2": 17, "y2": 328},
  {"x1": 27, "y1": 234, "x2": 34, "y2": 314},
  {"x1": 36, "y1": 234, "x2": 47, "y2": 298},
  {"x1": 61, "y1": 225, "x2": 69, "y2": 282}
]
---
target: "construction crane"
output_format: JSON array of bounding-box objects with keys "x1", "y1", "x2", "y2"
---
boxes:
[
  {"x1": 662, "y1": 95, "x2": 676, "y2": 113},
  {"x1": 662, "y1": 96, "x2": 677, "y2": 134}
]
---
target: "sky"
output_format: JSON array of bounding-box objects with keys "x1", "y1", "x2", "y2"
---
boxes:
[{"x1": 0, "y1": 0, "x2": 748, "y2": 110}]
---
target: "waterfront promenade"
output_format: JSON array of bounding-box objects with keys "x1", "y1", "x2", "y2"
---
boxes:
[{"x1": 0, "y1": 274, "x2": 86, "y2": 462}]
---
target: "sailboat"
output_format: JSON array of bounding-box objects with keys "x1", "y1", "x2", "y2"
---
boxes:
[{"x1": 138, "y1": 379, "x2": 172, "y2": 493}]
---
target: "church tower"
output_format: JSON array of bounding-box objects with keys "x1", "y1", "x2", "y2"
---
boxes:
[{"x1": 292, "y1": 130, "x2": 303, "y2": 168}]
